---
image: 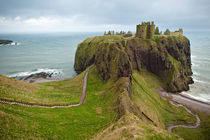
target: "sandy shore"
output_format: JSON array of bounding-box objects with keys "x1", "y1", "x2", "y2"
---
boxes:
[{"x1": 155, "y1": 89, "x2": 210, "y2": 114}]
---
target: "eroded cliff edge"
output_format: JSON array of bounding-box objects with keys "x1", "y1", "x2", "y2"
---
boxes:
[{"x1": 74, "y1": 35, "x2": 193, "y2": 93}]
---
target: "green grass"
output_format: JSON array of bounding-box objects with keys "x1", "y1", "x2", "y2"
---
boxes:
[
  {"x1": 0, "y1": 70, "x2": 86, "y2": 105},
  {"x1": 173, "y1": 111, "x2": 210, "y2": 140},
  {"x1": 131, "y1": 70, "x2": 210, "y2": 139},
  {"x1": 83, "y1": 35, "x2": 123, "y2": 44},
  {"x1": 132, "y1": 70, "x2": 196, "y2": 128},
  {"x1": 92, "y1": 69, "x2": 192, "y2": 139},
  {"x1": 145, "y1": 133, "x2": 180, "y2": 140},
  {"x1": 0, "y1": 66, "x2": 208, "y2": 139},
  {"x1": 0, "y1": 67, "x2": 116, "y2": 139}
]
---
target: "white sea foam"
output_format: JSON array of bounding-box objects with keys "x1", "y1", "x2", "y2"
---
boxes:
[
  {"x1": 0, "y1": 41, "x2": 20, "y2": 46},
  {"x1": 193, "y1": 78, "x2": 207, "y2": 84},
  {"x1": 7, "y1": 68, "x2": 63, "y2": 78},
  {"x1": 192, "y1": 62, "x2": 199, "y2": 67},
  {"x1": 10, "y1": 42, "x2": 20, "y2": 46},
  {"x1": 182, "y1": 91, "x2": 210, "y2": 103},
  {"x1": 192, "y1": 71, "x2": 200, "y2": 76}
]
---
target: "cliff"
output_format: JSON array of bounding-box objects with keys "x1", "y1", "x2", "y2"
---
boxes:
[
  {"x1": 74, "y1": 34, "x2": 196, "y2": 139},
  {"x1": 74, "y1": 35, "x2": 193, "y2": 92}
]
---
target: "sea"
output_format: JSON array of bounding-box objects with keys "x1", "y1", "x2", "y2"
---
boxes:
[
  {"x1": 0, "y1": 32, "x2": 101, "y2": 79},
  {"x1": 0, "y1": 32, "x2": 209, "y2": 103}
]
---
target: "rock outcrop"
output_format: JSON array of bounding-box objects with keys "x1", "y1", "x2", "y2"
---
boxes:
[
  {"x1": 74, "y1": 35, "x2": 193, "y2": 92},
  {"x1": 0, "y1": 40, "x2": 13, "y2": 45}
]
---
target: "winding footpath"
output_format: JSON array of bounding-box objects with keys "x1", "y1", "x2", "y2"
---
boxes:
[
  {"x1": 0, "y1": 67, "x2": 93, "y2": 108},
  {"x1": 168, "y1": 101, "x2": 200, "y2": 133},
  {"x1": 157, "y1": 90, "x2": 210, "y2": 133}
]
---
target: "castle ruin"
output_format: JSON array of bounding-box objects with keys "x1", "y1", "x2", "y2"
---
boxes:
[
  {"x1": 136, "y1": 21, "x2": 155, "y2": 39},
  {"x1": 170, "y1": 28, "x2": 183, "y2": 36}
]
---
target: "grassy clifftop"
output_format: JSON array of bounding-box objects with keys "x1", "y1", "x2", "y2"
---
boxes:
[
  {"x1": 0, "y1": 71, "x2": 86, "y2": 105},
  {"x1": 0, "y1": 67, "x2": 116, "y2": 139}
]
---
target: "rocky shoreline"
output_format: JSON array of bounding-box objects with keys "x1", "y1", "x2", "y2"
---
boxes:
[
  {"x1": 0, "y1": 40, "x2": 13, "y2": 45},
  {"x1": 10, "y1": 71, "x2": 65, "y2": 84}
]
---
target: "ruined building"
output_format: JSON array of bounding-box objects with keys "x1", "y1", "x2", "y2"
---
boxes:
[
  {"x1": 136, "y1": 21, "x2": 155, "y2": 39},
  {"x1": 170, "y1": 28, "x2": 183, "y2": 36}
]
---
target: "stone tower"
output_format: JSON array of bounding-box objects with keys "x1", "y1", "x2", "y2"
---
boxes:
[
  {"x1": 136, "y1": 21, "x2": 155, "y2": 39},
  {"x1": 136, "y1": 23, "x2": 147, "y2": 39}
]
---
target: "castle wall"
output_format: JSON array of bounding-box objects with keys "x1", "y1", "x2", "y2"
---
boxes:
[
  {"x1": 170, "y1": 31, "x2": 182, "y2": 36},
  {"x1": 170, "y1": 28, "x2": 183, "y2": 36},
  {"x1": 136, "y1": 22, "x2": 155, "y2": 39},
  {"x1": 136, "y1": 25, "x2": 147, "y2": 39},
  {"x1": 136, "y1": 21, "x2": 182, "y2": 38},
  {"x1": 147, "y1": 25, "x2": 155, "y2": 39}
]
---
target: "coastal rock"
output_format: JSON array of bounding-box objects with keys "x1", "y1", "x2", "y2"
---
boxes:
[
  {"x1": 74, "y1": 35, "x2": 193, "y2": 92},
  {"x1": 95, "y1": 42, "x2": 132, "y2": 80},
  {"x1": 12, "y1": 72, "x2": 54, "y2": 83},
  {"x1": 0, "y1": 40, "x2": 13, "y2": 45},
  {"x1": 24, "y1": 72, "x2": 53, "y2": 80}
]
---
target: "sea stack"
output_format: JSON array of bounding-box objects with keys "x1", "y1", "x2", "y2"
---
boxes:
[{"x1": 74, "y1": 21, "x2": 193, "y2": 92}]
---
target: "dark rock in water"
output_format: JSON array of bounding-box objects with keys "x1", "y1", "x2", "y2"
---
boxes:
[
  {"x1": 0, "y1": 40, "x2": 13, "y2": 45},
  {"x1": 74, "y1": 35, "x2": 193, "y2": 93},
  {"x1": 24, "y1": 72, "x2": 53, "y2": 80},
  {"x1": 12, "y1": 72, "x2": 54, "y2": 82}
]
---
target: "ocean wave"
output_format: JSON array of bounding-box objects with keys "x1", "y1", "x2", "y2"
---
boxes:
[
  {"x1": 192, "y1": 71, "x2": 200, "y2": 76},
  {"x1": 192, "y1": 62, "x2": 199, "y2": 67},
  {"x1": 7, "y1": 68, "x2": 63, "y2": 80},
  {"x1": 10, "y1": 42, "x2": 20, "y2": 46},
  {"x1": 192, "y1": 77, "x2": 209, "y2": 84},
  {"x1": 192, "y1": 58, "x2": 210, "y2": 63},
  {"x1": 181, "y1": 91, "x2": 210, "y2": 103},
  {"x1": 191, "y1": 55, "x2": 197, "y2": 60}
]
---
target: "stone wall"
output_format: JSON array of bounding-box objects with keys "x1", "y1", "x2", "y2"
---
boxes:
[
  {"x1": 170, "y1": 29, "x2": 183, "y2": 36},
  {"x1": 136, "y1": 24, "x2": 147, "y2": 38},
  {"x1": 136, "y1": 21, "x2": 155, "y2": 39},
  {"x1": 147, "y1": 24, "x2": 155, "y2": 39}
]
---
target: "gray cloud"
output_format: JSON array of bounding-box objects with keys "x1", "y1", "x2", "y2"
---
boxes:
[{"x1": 0, "y1": 0, "x2": 209, "y2": 32}]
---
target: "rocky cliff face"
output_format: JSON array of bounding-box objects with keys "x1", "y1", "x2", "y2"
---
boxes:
[{"x1": 74, "y1": 35, "x2": 193, "y2": 92}]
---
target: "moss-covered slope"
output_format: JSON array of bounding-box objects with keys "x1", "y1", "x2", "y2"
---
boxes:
[{"x1": 74, "y1": 35, "x2": 193, "y2": 92}]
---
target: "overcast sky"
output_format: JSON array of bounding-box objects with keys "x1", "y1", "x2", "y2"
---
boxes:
[{"x1": 0, "y1": 0, "x2": 209, "y2": 33}]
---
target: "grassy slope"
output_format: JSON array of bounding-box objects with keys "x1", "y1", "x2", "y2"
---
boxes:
[
  {"x1": 93, "y1": 70, "x2": 196, "y2": 140},
  {"x1": 0, "y1": 66, "x2": 208, "y2": 139},
  {"x1": 132, "y1": 70, "x2": 210, "y2": 140},
  {"x1": 0, "y1": 70, "x2": 86, "y2": 105},
  {"x1": 0, "y1": 67, "x2": 116, "y2": 139},
  {"x1": 132, "y1": 70, "x2": 196, "y2": 126}
]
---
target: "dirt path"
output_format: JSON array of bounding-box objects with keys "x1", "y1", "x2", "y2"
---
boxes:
[
  {"x1": 156, "y1": 89, "x2": 210, "y2": 133},
  {"x1": 0, "y1": 67, "x2": 93, "y2": 108},
  {"x1": 167, "y1": 101, "x2": 200, "y2": 133}
]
